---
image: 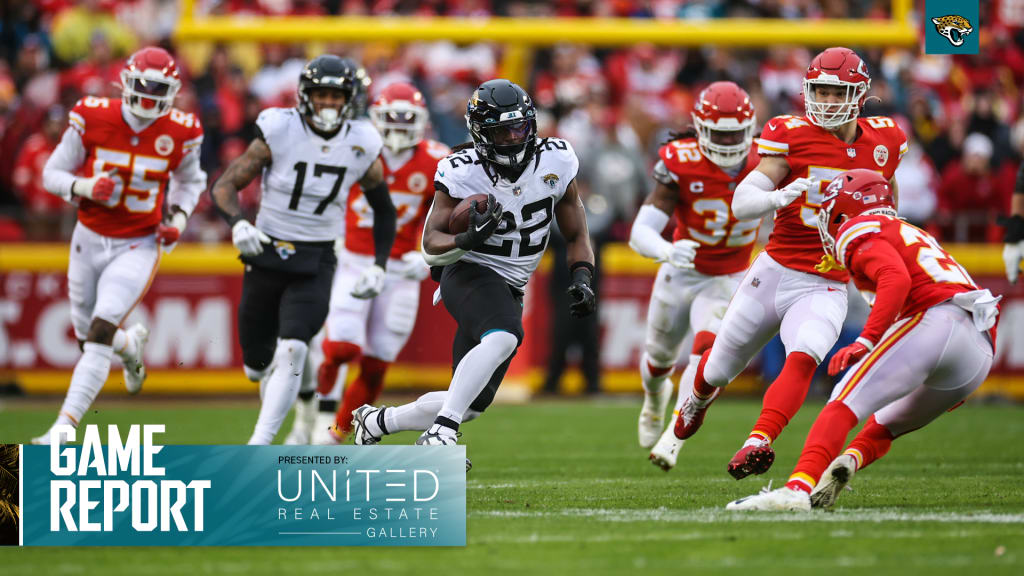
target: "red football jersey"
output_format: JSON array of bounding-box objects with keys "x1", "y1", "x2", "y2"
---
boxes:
[
  {"x1": 345, "y1": 139, "x2": 450, "y2": 258},
  {"x1": 756, "y1": 114, "x2": 908, "y2": 281},
  {"x1": 836, "y1": 214, "x2": 977, "y2": 321},
  {"x1": 658, "y1": 137, "x2": 761, "y2": 276},
  {"x1": 70, "y1": 96, "x2": 203, "y2": 238},
  {"x1": 13, "y1": 133, "x2": 63, "y2": 213}
]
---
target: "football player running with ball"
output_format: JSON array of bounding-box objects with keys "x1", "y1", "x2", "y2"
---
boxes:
[
  {"x1": 630, "y1": 82, "x2": 762, "y2": 471},
  {"x1": 284, "y1": 82, "x2": 450, "y2": 445},
  {"x1": 672, "y1": 47, "x2": 909, "y2": 479},
  {"x1": 211, "y1": 55, "x2": 396, "y2": 445},
  {"x1": 727, "y1": 170, "x2": 999, "y2": 511},
  {"x1": 34, "y1": 47, "x2": 206, "y2": 444},
  {"x1": 351, "y1": 80, "x2": 596, "y2": 463}
]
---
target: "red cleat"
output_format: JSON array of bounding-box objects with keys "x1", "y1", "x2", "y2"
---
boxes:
[
  {"x1": 727, "y1": 441, "x2": 776, "y2": 479},
  {"x1": 673, "y1": 389, "x2": 719, "y2": 440}
]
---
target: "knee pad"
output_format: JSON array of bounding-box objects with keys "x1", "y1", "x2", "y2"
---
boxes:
[
  {"x1": 276, "y1": 339, "x2": 309, "y2": 371},
  {"x1": 359, "y1": 356, "x2": 390, "y2": 390},
  {"x1": 691, "y1": 330, "x2": 716, "y2": 356},
  {"x1": 482, "y1": 330, "x2": 518, "y2": 359},
  {"x1": 244, "y1": 364, "x2": 271, "y2": 383},
  {"x1": 699, "y1": 349, "x2": 730, "y2": 388},
  {"x1": 322, "y1": 339, "x2": 361, "y2": 366}
]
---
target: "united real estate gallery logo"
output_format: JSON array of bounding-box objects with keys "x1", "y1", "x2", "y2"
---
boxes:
[{"x1": 925, "y1": 1, "x2": 979, "y2": 54}]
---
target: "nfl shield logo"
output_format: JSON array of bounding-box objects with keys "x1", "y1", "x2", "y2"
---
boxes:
[
  {"x1": 513, "y1": 186, "x2": 522, "y2": 196},
  {"x1": 846, "y1": 148, "x2": 857, "y2": 158}
]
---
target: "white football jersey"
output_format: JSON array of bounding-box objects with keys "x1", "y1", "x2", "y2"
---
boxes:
[
  {"x1": 255, "y1": 107, "x2": 383, "y2": 242},
  {"x1": 434, "y1": 138, "x2": 580, "y2": 288}
]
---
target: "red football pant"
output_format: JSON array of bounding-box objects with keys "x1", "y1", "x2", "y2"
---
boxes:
[
  {"x1": 749, "y1": 351, "x2": 818, "y2": 442},
  {"x1": 335, "y1": 356, "x2": 389, "y2": 433}
]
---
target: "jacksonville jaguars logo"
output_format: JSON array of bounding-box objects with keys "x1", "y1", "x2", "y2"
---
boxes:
[
  {"x1": 932, "y1": 15, "x2": 973, "y2": 47},
  {"x1": 352, "y1": 145, "x2": 366, "y2": 158},
  {"x1": 274, "y1": 240, "x2": 296, "y2": 260},
  {"x1": 542, "y1": 173, "x2": 559, "y2": 189}
]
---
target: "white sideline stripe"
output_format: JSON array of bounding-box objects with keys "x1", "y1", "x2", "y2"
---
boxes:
[
  {"x1": 470, "y1": 507, "x2": 1024, "y2": 524},
  {"x1": 468, "y1": 477, "x2": 738, "y2": 489}
]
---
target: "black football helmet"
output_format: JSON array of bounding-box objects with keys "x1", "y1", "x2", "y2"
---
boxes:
[
  {"x1": 465, "y1": 79, "x2": 538, "y2": 169},
  {"x1": 297, "y1": 55, "x2": 367, "y2": 131}
]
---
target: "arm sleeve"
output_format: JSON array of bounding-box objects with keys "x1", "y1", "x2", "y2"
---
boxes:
[
  {"x1": 847, "y1": 239, "x2": 913, "y2": 346},
  {"x1": 732, "y1": 169, "x2": 779, "y2": 220},
  {"x1": 629, "y1": 204, "x2": 672, "y2": 260},
  {"x1": 42, "y1": 127, "x2": 87, "y2": 202},
  {"x1": 363, "y1": 179, "x2": 397, "y2": 268},
  {"x1": 167, "y1": 131, "x2": 207, "y2": 216}
]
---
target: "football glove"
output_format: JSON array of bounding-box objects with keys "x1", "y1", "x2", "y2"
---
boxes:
[
  {"x1": 232, "y1": 219, "x2": 271, "y2": 257},
  {"x1": 72, "y1": 170, "x2": 117, "y2": 203},
  {"x1": 828, "y1": 339, "x2": 872, "y2": 376},
  {"x1": 567, "y1": 264, "x2": 596, "y2": 318},
  {"x1": 454, "y1": 194, "x2": 503, "y2": 251},
  {"x1": 770, "y1": 177, "x2": 814, "y2": 210},
  {"x1": 659, "y1": 239, "x2": 699, "y2": 270},
  {"x1": 156, "y1": 211, "x2": 187, "y2": 253},
  {"x1": 351, "y1": 265, "x2": 386, "y2": 299},
  {"x1": 1004, "y1": 241, "x2": 1023, "y2": 284}
]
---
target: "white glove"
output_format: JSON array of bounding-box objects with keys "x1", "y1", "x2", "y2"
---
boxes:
[
  {"x1": 232, "y1": 220, "x2": 271, "y2": 257},
  {"x1": 397, "y1": 251, "x2": 430, "y2": 281},
  {"x1": 351, "y1": 264, "x2": 386, "y2": 299},
  {"x1": 770, "y1": 177, "x2": 815, "y2": 210},
  {"x1": 72, "y1": 170, "x2": 117, "y2": 202},
  {"x1": 658, "y1": 239, "x2": 699, "y2": 269},
  {"x1": 1004, "y1": 241, "x2": 1024, "y2": 284}
]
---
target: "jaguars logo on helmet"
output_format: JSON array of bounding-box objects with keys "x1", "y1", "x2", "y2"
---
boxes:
[
  {"x1": 465, "y1": 79, "x2": 538, "y2": 171},
  {"x1": 297, "y1": 55, "x2": 367, "y2": 132}
]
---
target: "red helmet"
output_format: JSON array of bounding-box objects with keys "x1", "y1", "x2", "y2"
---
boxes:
[
  {"x1": 120, "y1": 47, "x2": 181, "y2": 119},
  {"x1": 817, "y1": 169, "x2": 895, "y2": 265},
  {"x1": 691, "y1": 81, "x2": 756, "y2": 168},
  {"x1": 803, "y1": 47, "x2": 871, "y2": 130},
  {"x1": 369, "y1": 82, "x2": 429, "y2": 153}
]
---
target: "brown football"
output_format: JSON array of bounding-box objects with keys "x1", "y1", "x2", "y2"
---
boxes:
[{"x1": 448, "y1": 193, "x2": 490, "y2": 234}]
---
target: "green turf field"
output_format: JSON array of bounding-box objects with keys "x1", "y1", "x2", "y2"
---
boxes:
[{"x1": 1, "y1": 397, "x2": 1022, "y2": 574}]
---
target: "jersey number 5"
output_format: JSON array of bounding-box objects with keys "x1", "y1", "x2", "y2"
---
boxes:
[
  {"x1": 92, "y1": 148, "x2": 168, "y2": 213},
  {"x1": 290, "y1": 161, "x2": 348, "y2": 215}
]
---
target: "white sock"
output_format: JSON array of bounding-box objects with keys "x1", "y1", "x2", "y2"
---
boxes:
[
  {"x1": 673, "y1": 354, "x2": 700, "y2": 415},
  {"x1": 249, "y1": 339, "x2": 308, "y2": 445},
  {"x1": 434, "y1": 331, "x2": 518, "y2": 429},
  {"x1": 111, "y1": 328, "x2": 135, "y2": 359},
  {"x1": 380, "y1": 392, "x2": 484, "y2": 435},
  {"x1": 57, "y1": 342, "x2": 113, "y2": 427},
  {"x1": 641, "y1": 352, "x2": 674, "y2": 395}
]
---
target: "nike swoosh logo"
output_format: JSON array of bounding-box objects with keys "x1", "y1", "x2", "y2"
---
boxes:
[
  {"x1": 827, "y1": 286, "x2": 840, "y2": 292},
  {"x1": 767, "y1": 122, "x2": 777, "y2": 131},
  {"x1": 129, "y1": 243, "x2": 141, "y2": 250},
  {"x1": 438, "y1": 171, "x2": 445, "y2": 177},
  {"x1": 474, "y1": 221, "x2": 491, "y2": 233}
]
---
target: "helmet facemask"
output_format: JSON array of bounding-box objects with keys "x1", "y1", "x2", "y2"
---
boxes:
[
  {"x1": 804, "y1": 78, "x2": 868, "y2": 130},
  {"x1": 371, "y1": 101, "x2": 427, "y2": 153},
  {"x1": 468, "y1": 116, "x2": 537, "y2": 169},
  {"x1": 299, "y1": 85, "x2": 351, "y2": 133},
  {"x1": 121, "y1": 69, "x2": 180, "y2": 119},
  {"x1": 692, "y1": 113, "x2": 755, "y2": 168}
]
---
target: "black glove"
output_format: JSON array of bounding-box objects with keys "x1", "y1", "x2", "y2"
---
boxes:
[
  {"x1": 567, "y1": 263, "x2": 596, "y2": 318},
  {"x1": 455, "y1": 193, "x2": 504, "y2": 251},
  {"x1": 999, "y1": 214, "x2": 1024, "y2": 243}
]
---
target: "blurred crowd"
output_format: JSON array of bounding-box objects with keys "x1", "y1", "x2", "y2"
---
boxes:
[{"x1": 2, "y1": 0, "x2": 1023, "y2": 244}]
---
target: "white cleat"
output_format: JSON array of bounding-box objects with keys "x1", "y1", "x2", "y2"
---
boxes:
[
  {"x1": 649, "y1": 425, "x2": 685, "y2": 471},
  {"x1": 810, "y1": 453, "x2": 857, "y2": 510},
  {"x1": 311, "y1": 410, "x2": 343, "y2": 445},
  {"x1": 284, "y1": 394, "x2": 317, "y2": 445},
  {"x1": 416, "y1": 430, "x2": 458, "y2": 446},
  {"x1": 31, "y1": 427, "x2": 74, "y2": 445},
  {"x1": 351, "y1": 404, "x2": 382, "y2": 446},
  {"x1": 638, "y1": 382, "x2": 672, "y2": 449},
  {"x1": 121, "y1": 323, "x2": 148, "y2": 394},
  {"x1": 726, "y1": 486, "x2": 811, "y2": 512}
]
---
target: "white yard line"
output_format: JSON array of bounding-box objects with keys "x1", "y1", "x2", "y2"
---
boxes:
[{"x1": 470, "y1": 507, "x2": 1024, "y2": 524}]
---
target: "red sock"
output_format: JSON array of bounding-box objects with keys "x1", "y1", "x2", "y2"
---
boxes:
[
  {"x1": 692, "y1": 350, "x2": 717, "y2": 399},
  {"x1": 785, "y1": 402, "x2": 859, "y2": 493},
  {"x1": 749, "y1": 351, "x2": 818, "y2": 442},
  {"x1": 317, "y1": 340, "x2": 361, "y2": 395},
  {"x1": 691, "y1": 331, "x2": 716, "y2": 356},
  {"x1": 844, "y1": 415, "x2": 895, "y2": 472},
  {"x1": 335, "y1": 357, "x2": 389, "y2": 433}
]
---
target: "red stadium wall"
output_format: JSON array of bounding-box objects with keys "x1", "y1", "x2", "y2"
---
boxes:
[{"x1": 2, "y1": 243, "x2": 1022, "y2": 398}]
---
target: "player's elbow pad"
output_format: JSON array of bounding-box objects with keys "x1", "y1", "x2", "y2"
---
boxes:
[{"x1": 732, "y1": 170, "x2": 777, "y2": 220}]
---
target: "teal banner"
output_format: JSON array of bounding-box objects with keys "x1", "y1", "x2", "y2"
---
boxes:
[{"x1": 20, "y1": 430, "x2": 465, "y2": 546}]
